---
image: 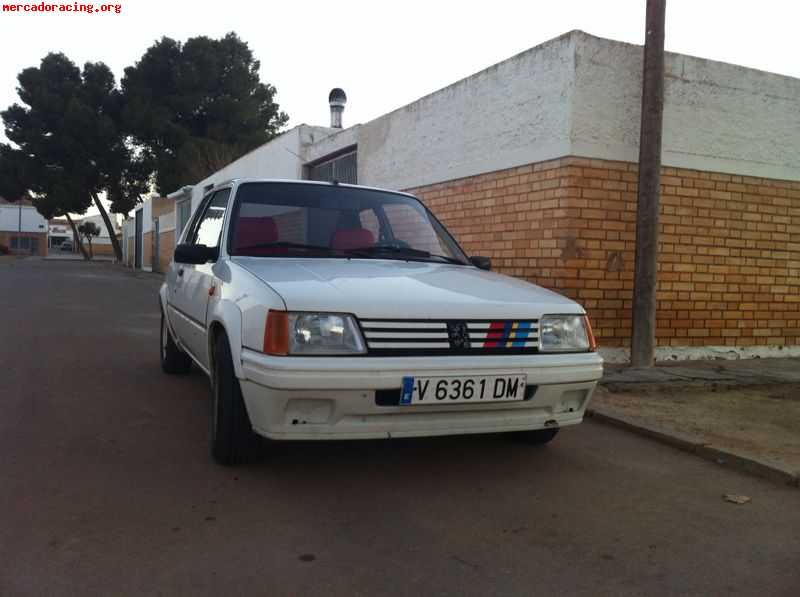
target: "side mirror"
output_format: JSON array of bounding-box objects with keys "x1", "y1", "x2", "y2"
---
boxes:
[
  {"x1": 174, "y1": 243, "x2": 218, "y2": 264},
  {"x1": 469, "y1": 255, "x2": 492, "y2": 271}
]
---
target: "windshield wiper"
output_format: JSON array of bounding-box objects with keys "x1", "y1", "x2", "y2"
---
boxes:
[
  {"x1": 234, "y1": 242, "x2": 465, "y2": 264},
  {"x1": 234, "y1": 241, "x2": 345, "y2": 255},
  {"x1": 345, "y1": 245, "x2": 465, "y2": 265}
]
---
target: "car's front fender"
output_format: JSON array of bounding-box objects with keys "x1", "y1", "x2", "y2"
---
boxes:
[{"x1": 206, "y1": 297, "x2": 245, "y2": 379}]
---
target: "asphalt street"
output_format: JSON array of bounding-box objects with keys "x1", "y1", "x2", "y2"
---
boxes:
[{"x1": 1, "y1": 259, "x2": 798, "y2": 597}]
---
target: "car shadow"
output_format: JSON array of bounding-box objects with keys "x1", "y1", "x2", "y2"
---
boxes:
[{"x1": 239, "y1": 429, "x2": 566, "y2": 488}]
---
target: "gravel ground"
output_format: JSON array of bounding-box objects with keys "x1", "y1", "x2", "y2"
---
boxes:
[{"x1": 594, "y1": 383, "x2": 800, "y2": 474}]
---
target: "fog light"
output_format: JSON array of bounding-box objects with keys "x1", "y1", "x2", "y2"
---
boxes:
[
  {"x1": 555, "y1": 389, "x2": 588, "y2": 413},
  {"x1": 285, "y1": 399, "x2": 333, "y2": 424}
]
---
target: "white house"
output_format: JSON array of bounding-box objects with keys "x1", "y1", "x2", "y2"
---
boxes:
[{"x1": 0, "y1": 197, "x2": 48, "y2": 255}]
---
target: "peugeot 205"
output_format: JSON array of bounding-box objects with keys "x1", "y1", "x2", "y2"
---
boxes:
[{"x1": 159, "y1": 180, "x2": 603, "y2": 465}]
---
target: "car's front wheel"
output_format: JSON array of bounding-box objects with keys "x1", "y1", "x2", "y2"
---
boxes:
[
  {"x1": 160, "y1": 310, "x2": 192, "y2": 374},
  {"x1": 211, "y1": 332, "x2": 257, "y2": 466}
]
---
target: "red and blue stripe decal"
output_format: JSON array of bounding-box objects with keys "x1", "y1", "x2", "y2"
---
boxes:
[{"x1": 482, "y1": 321, "x2": 532, "y2": 348}]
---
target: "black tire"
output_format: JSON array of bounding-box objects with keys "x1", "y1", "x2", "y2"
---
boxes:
[
  {"x1": 513, "y1": 428, "x2": 560, "y2": 445},
  {"x1": 211, "y1": 332, "x2": 257, "y2": 466},
  {"x1": 161, "y1": 310, "x2": 192, "y2": 374}
]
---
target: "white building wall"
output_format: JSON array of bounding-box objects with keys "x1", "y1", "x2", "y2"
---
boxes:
[
  {"x1": 570, "y1": 32, "x2": 800, "y2": 181},
  {"x1": 355, "y1": 32, "x2": 576, "y2": 190},
  {"x1": 303, "y1": 125, "x2": 361, "y2": 165},
  {"x1": 298, "y1": 31, "x2": 800, "y2": 190},
  {"x1": 162, "y1": 30, "x2": 800, "y2": 205},
  {"x1": 186, "y1": 126, "x2": 335, "y2": 211},
  {"x1": 121, "y1": 219, "x2": 131, "y2": 263},
  {"x1": 0, "y1": 205, "x2": 47, "y2": 233},
  {"x1": 48, "y1": 222, "x2": 71, "y2": 239},
  {"x1": 141, "y1": 199, "x2": 153, "y2": 234},
  {"x1": 158, "y1": 211, "x2": 175, "y2": 233},
  {"x1": 76, "y1": 213, "x2": 120, "y2": 244},
  {"x1": 121, "y1": 219, "x2": 131, "y2": 239}
]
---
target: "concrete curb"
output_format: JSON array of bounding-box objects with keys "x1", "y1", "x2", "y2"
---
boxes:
[{"x1": 587, "y1": 408, "x2": 800, "y2": 488}]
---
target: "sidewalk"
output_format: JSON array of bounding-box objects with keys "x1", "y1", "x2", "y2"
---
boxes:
[
  {"x1": 44, "y1": 253, "x2": 114, "y2": 261},
  {"x1": 590, "y1": 357, "x2": 800, "y2": 487}
]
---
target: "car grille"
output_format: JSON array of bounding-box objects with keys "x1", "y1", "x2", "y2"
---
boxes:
[{"x1": 359, "y1": 319, "x2": 539, "y2": 356}]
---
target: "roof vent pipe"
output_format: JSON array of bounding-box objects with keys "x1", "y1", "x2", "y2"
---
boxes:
[{"x1": 328, "y1": 88, "x2": 346, "y2": 128}]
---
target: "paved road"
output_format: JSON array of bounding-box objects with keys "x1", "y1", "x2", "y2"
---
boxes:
[{"x1": 1, "y1": 259, "x2": 798, "y2": 597}]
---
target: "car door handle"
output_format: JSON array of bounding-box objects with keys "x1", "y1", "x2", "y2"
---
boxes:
[{"x1": 177, "y1": 268, "x2": 184, "y2": 277}]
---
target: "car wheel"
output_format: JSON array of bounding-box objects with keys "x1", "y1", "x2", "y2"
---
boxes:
[
  {"x1": 160, "y1": 310, "x2": 192, "y2": 374},
  {"x1": 211, "y1": 332, "x2": 257, "y2": 466},
  {"x1": 514, "y1": 428, "x2": 560, "y2": 445}
]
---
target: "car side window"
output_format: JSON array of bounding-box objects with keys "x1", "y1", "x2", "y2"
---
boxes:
[
  {"x1": 189, "y1": 189, "x2": 231, "y2": 248},
  {"x1": 180, "y1": 194, "x2": 211, "y2": 244}
]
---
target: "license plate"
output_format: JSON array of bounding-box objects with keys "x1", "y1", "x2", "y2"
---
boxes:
[{"x1": 399, "y1": 374, "x2": 527, "y2": 405}]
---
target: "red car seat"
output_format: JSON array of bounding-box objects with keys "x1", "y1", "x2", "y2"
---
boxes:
[
  {"x1": 234, "y1": 216, "x2": 278, "y2": 255},
  {"x1": 331, "y1": 228, "x2": 375, "y2": 251}
]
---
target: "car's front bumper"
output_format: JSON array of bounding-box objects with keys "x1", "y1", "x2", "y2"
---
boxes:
[{"x1": 239, "y1": 349, "x2": 603, "y2": 440}]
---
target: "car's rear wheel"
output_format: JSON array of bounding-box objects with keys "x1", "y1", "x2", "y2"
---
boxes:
[
  {"x1": 514, "y1": 428, "x2": 560, "y2": 445},
  {"x1": 211, "y1": 332, "x2": 257, "y2": 466},
  {"x1": 160, "y1": 310, "x2": 192, "y2": 374}
]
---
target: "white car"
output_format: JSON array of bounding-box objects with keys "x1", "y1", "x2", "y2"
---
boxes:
[{"x1": 160, "y1": 179, "x2": 603, "y2": 465}]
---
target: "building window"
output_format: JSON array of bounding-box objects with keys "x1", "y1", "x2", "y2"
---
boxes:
[
  {"x1": 307, "y1": 151, "x2": 357, "y2": 184},
  {"x1": 10, "y1": 236, "x2": 38, "y2": 254},
  {"x1": 176, "y1": 199, "x2": 192, "y2": 236}
]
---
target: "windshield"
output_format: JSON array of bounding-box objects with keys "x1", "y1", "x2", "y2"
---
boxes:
[{"x1": 227, "y1": 182, "x2": 470, "y2": 265}]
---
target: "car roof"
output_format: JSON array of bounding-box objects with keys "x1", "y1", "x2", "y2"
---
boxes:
[{"x1": 209, "y1": 178, "x2": 418, "y2": 200}]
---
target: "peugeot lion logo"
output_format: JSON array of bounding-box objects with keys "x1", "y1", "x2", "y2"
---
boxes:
[{"x1": 447, "y1": 321, "x2": 471, "y2": 349}]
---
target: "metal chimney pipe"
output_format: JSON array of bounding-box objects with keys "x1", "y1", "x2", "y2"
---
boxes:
[{"x1": 328, "y1": 88, "x2": 347, "y2": 128}]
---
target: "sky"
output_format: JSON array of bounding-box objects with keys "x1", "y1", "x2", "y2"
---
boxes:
[{"x1": 0, "y1": 0, "x2": 798, "y2": 215}]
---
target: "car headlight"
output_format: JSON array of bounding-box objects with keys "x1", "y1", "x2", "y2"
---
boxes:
[
  {"x1": 264, "y1": 311, "x2": 366, "y2": 355},
  {"x1": 539, "y1": 314, "x2": 596, "y2": 353}
]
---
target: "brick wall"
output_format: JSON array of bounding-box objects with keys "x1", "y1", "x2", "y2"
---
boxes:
[
  {"x1": 157, "y1": 230, "x2": 174, "y2": 273},
  {"x1": 151, "y1": 197, "x2": 174, "y2": 219},
  {"x1": 410, "y1": 157, "x2": 800, "y2": 348},
  {"x1": 143, "y1": 231, "x2": 152, "y2": 269},
  {"x1": 0, "y1": 231, "x2": 47, "y2": 256},
  {"x1": 87, "y1": 243, "x2": 115, "y2": 257}
]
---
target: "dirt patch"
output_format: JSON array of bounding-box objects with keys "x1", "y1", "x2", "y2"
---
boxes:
[{"x1": 593, "y1": 383, "x2": 800, "y2": 474}]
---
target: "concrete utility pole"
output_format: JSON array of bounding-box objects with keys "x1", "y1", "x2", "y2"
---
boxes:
[{"x1": 631, "y1": 0, "x2": 667, "y2": 367}]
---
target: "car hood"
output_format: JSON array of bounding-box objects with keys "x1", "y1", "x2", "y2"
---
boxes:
[{"x1": 232, "y1": 257, "x2": 583, "y2": 319}]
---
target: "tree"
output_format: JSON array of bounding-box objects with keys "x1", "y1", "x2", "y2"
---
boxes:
[
  {"x1": 78, "y1": 220, "x2": 101, "y2": 258},
  {"x1": 0, "y1": 140, "x2": 93, "y2": 260},
  {"x1": 121, "y1": 32, "x2": 288, "y2": 194},
  {"x1": 19, "y1": 166, "x2": 93, "y2": 260},
  {"x1": 0, "y1": 143, "x2": 29, "y2": 200},
  {"x1": 1, "y1": 53, "x2": 134, "y2": 261}
]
